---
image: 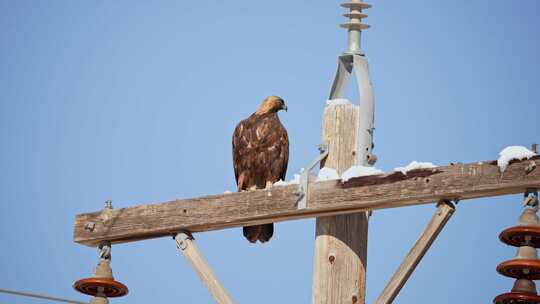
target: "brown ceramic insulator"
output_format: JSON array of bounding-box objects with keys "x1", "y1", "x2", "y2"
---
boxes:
[
  {"x1": 513, "y1": 279, "x2": 538, "y2": 294},
  {"x1": 73, "y1": 277, "x2": 128, "y2": 298},
  {"x1": 493, "y1": 292, "x2": 540, "y2": 304},
  {"x1": 500, "y1": 226, "x2": 540, "y2": 248},
  {"x1": 497, "y1": 259, "x2": 540, "y2": 280}
]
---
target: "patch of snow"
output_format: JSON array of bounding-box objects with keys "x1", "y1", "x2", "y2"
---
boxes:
[
  {"x1": 223, "y1": 190, "x2": 232, "y2": 194},
  {"x1": 394, "y1": 161, "x2": 437, "y2": 175},
  {"x1": 326, "y1": 98, "x2": 352, "y2": 106},
  {"x1": 497, "y1": 146, "x2": 537, "y2": 172},
  {"x1": 317, "y1": 167, "x2": 340, "y2": 182},
  {"x1": 273, "y1": 173, "x2": 302, "y2": 186},
  {"x1": 273, "y1": 180, "x2": 288, "y2": 186},
  {"x1": 341, "y1": 165, "x2": 384, "y2": 182}
]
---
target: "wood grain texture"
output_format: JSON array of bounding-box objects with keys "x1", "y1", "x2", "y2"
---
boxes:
[
  {"x1": 312, "y1": 103, "x2": 368, "y2": 304},
  {"x1": 375, "y1": 202, "x2": 455, "y2": 304},
  {"x1": 74, "y1": 156, "x2": 540, "y2": 247},
  {"x1": 176, "y1": 235, "x2": 234, "y2": 304}
]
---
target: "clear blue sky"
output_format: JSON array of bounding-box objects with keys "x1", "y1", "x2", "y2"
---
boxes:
[{"x1": 1, "y1": 1, "x2": 539, "y2": 303}]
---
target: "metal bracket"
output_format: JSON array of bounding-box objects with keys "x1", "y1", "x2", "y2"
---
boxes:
[
  {"x1": 175, "y1": 232, "x2": 192, "y2": 251},
  {"x1": 328, "y1": 54, "x2": 375, "y2": 166},
  {"x1": 98, "y1": 241, "x2": 111, "y2": 261},
  {"x1": 524, "y1": 189, "x2": 539, "y2": 209},
  {"x1": 526, "y1": 161, "x2": 537, "y2": 174},
  {"x1": 296, "y1": 144, "x2": 329, "y2": 210}
]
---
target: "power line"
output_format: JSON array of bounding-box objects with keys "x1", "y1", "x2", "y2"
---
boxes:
[{"x1": 0, "y1": 288, "x2": 88, "y2": 304}]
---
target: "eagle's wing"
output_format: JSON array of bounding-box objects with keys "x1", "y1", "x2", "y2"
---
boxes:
[
  {"x1": 232, "y1": 119, "x2": 248, "y2": 186},
  {"x1": 233, "y1": 118, "x2": 259, "y2": 191},
  {"x1": 265, "y1": 120, "x2": 288, "y2": 182}
]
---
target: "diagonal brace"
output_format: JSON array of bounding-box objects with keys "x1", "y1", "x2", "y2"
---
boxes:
[
  {"x1": 375, "y1": 201, "x2": 455, "y2": 304},
  {"x1": 175, "y1": 232, "x2": 235, "y2": 304}
]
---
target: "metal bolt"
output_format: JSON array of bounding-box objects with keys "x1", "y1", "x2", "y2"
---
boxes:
[
  {"x1": 175, "y1": 232, "x2": 191, "y2": 251},
  {"x1": 98, "y1": 241, "x2": 112, "y2": 260},
  {"x1": 84, "y1": 222, "x2": 96, "y2": 232},
  {"x1": 526, "y1": 161, "x2": 537, "y2": 174},
  {"x1": 524, "y1": 192, "x2": 539, "y2": 208},
  {"x1": 366, "y1": 153, "x2": 377, "y2": 165}
]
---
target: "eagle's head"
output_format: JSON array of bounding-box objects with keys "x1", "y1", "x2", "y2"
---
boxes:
[{"x1": 256, "y1": 96, "x2": 287, "y2": 115}]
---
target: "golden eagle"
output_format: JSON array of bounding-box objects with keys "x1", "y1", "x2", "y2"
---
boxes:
[{"x1": 232, "y1": 96, "x2": 289, "y2": 243}]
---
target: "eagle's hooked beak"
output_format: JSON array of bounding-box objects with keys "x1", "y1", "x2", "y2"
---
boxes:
[{"x1": 282, "y1": 104, "x2": 288, "y2": 112}]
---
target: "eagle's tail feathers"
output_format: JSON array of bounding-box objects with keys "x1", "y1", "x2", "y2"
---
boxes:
[
  {"x1": 258, "y1": 223, "x2": 274, "y2": 243},
  {"x1": 243, "y1": 225, "x2": 261, "y2": 243}
]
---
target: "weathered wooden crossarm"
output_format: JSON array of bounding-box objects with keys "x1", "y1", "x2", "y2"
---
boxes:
[{"x1": 74, "y1": 157, "x2": 540, "y2": 247}]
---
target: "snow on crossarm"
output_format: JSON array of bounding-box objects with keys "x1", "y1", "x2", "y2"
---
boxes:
[
  {"x1": 341, "y1": 165, "x2": 384, "y2": 182},
  {"x1": 394, "y1": 161, "x2": 437, "y2": 175},
  {"x1": 497, "y1": 146, "x2": 537, "y2": 172},
  {"x1": 274, "y1": 173, "x2": 301, "y2": 186},
  {"x1": 317, "y1": 167, "x2": 340, "y2": 182}
]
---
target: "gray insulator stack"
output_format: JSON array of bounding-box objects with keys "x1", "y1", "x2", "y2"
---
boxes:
[{"x1": 340, "y1": 0, "x2": 371, "y2": 55}]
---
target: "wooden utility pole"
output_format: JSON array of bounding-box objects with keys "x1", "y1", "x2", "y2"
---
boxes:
[
  {"x1": 312, "y1": 1, "x2": 373, "y2": 302},
  {"x1": 312, "y1": 104, "x2": 369, "y2": 304}
]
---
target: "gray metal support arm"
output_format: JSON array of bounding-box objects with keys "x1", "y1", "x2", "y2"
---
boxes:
[{"x1": 328, "y1": 54, "x2": 375, "y2": 166}]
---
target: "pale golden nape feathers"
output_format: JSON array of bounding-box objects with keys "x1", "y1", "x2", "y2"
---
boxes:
[{"x1": 255, "y1": 95, "x2": 287, "y2": 115}]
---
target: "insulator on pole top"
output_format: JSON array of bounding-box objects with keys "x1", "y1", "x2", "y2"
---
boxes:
[
  {"x1": 339, "y1": 0, "x2": 371, "y2": 55},
  {"x1": 340, "y1": 1, "x2": 370, "y2": 29}
]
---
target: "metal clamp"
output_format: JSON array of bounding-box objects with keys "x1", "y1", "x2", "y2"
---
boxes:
[
  {"x1": 524, "y1": 189, "x2": 539, "y2": 209},
  {"x1": 328, "y1": 54, "x2": 375, "y2": 166},
  {"x1": 296, "y1": 144, "x2": 329, "y2": 209},
  {"x1": 98, "y1": 241, "x2": 111, "y2": 261},
  {"x1": 175, "y1": 232, "x2": 192, "y2": 251}
]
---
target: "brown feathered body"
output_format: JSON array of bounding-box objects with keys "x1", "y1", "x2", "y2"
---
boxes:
[{"x1": 232, "y1": 96, "x2": 289, "y2": 243}]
